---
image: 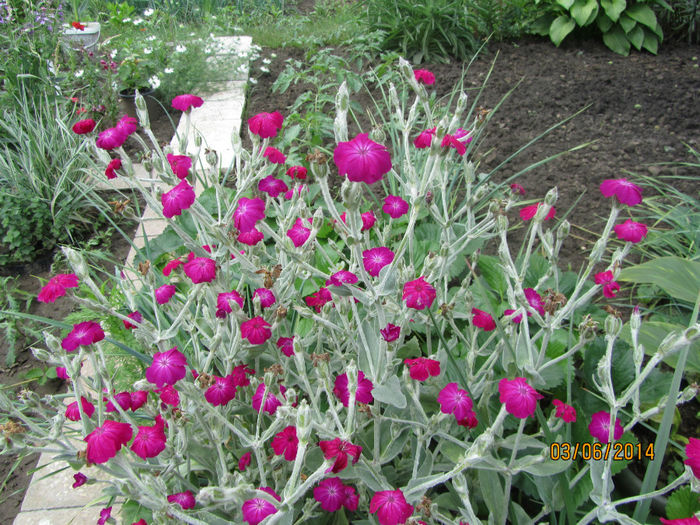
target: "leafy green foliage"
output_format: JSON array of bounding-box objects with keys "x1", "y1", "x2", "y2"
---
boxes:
[
  {"x1": 666, "y1": 487, "x2": 700, "y2": 519},
  {"x1": 656, "y1": 0, "x2": 700, "y2": 43}
]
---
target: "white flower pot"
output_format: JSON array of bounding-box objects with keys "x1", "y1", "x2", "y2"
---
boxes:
[{"x1": 62, "y1": 22, "x2": 101, "y2": 53}]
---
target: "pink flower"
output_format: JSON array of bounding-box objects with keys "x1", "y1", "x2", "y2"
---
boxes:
[
  {"x1": 168, "y1": 490, "x2": 196, "y2": 510},
  {"x1": 183, "y1": 257, "x2": 216, "y2": 284},
  {"x1": 441, "y1": 131, "x2": 472, "y2": 156},
  {"x1": 156, "y1": 385, "x2": 180, "y2": 407},
  {"x1": 413, "y1": 127, "x2": 436, "y2": 149},
  {"x1": 132, "y1": 520, "x2": 148, "y2": 525},
  {"x1": 258, "y1": 175, "x2": 288, "y2": 197},
  {"x1": 438, "y1": 382, "x2": 474, "y2": 422},
  {"x1": 684, "y1": 437, "x2": 700, "y2": 479},
  {"x1": 162, "y1": 257, "x2": 183, "y2": 276},
  {"x1": 238, "y1": 228, "x2": 264, "y2": 246},
  {"x1": 239, "y1": 451, "x2": 252, "y2": 471},
  {"x1": 130, "y1": 391, "x2": 148, "y2": 411},
  {"x1": 146, "y1": 347, "x2": 187, "y2": 387},
  {"x1": 216, "y1": 290, "x2": 244, "y2": 318},
  {"x1": 61, "y1": 321, "x2": 105, "y2": 351},
  {"x1": 286, "y1": 165, "x2": 307, "y2": 180},
  {"x1": 319, "y1": 438, "x2": 362, "y2": 473},
  {"x1": 241, "y1": 316, "x2": 272, "y2": 345},
  {"x1": 263, "y1": 146, "x2": 286, "y2": 164},
  {"x1": 588, "y1": 411, "x2": 624, "y2": 443},
  {"x1": 382, "y1": 195, "x2": 409, "y2": 218},
  {"x1": 116, "y1": 115, "x2": 138, "y2": 136},
  {"x1": 205, "y1": 375, "x2": 237, "y2": 406},
  {"x1": 252, "y1": 383, "x2": 283, "y2": 415},
  {"x1": 504, "y1": 308, "x2": 524, "y2": 324},
  {"x1": 38, "y1": 273, "x2": 79, "y2": 303},
  {"x1": 614, "y1": 219, "x2": 648, "y2": 243},
  {"x1": 305, "y1": 287, "x2": 332, "y2": 312},
  {"x1": 65, "y1": 397, "x2": 95, "y2": 421},
  {"x1": 363, "y1": 247, "x2": 395, "y2": 277},
  {"x1": 404, "y1": 358, "x2": 441, "y2": 381},
  {"x1": 334, "y1": 133, "x2": 392, "y2": 185},
  {"x1": 328, "y1": 270, "x2": 358, "y2": 287},
  {"x1": 287, "y1": 217, "x2": 311, "y2": 247},
  {"x1": 600, "y1": 178, "x2": 643, "y2": 206},
  {"x1": 248, "y1": 111, "x2": 284, "y2": 139},
  {"x1": 155, "y1": 284, "x2": 176, "y2": 304},
  {"x1": 96, "y1": 127, "x2": 127, "y2": 150},
  {"x1": 131, "y1": 417, "x2": 167, "y2": 459},
  {"x1": 499, "y1": 377, "x2": 543, "y2": 419},
  {"x1": 234, "y1": 197, "x2": 266, "y2": 233},
  {"x1": 472, "y1": 308, "x2": 495, "y2": 331},
  {"x1": 98, "y1": 506, "x2": 112, "y2": 525},
  {"x1": 525, "y1": 288, "x2": 545, "y2": 316},
  {"x1": 552, "y1": 399, "x2": 576, "y2": 423},
  {"x1": 56, "y1": 366, "x2": 69, "y2": 380},
  {"x1": 231, "y1": 364, "x2": 255, "y2": 387},
  {"x1": 510, "y1": 183, "x2": 526, "y2": 196},
  {"x1": 105, "y1": 391, "x2": 132, "y2": 413},
  {"x1": 72, "y1": 472, "x2": 87, "y2": 488},
  {"x1": 402, "y1": 277, "x2": 436, "y2": 310},
  {"x1": 660, "y1": 518, "x2": 700, "y2": 525},
  {"x1": 414, "y1": 69, "x2": 435, "y2": 85},
  {"x1": 167, "y1": 154, "x2": 192, "y2": 179},
  {"x1": 254, "y1": 288, "x2": 276, "y2": 308},
  {"x1": 171, "y1": 94, "x2": 204, "y2": 112},
  {"x1": 520, "y1": 202, "x2": 555, "y2": 221},
  {"x1": 72, "y1": 118, "x2": 96, "y2": 134},
  {"x1": 271, "y1": 425, "x2": 298, "y2": 461},
  {"x1": 594, "y1": 271, "x2": 621, "y2": 298},
  {"x1": 162, "y1": 179, "x2": 196, "y2": 219},
  {"x1": 242, "y1": 488, "x2": 280, "y2": 525},
  {"x1": 380, "y1": 323, "x2": 400, "y2": 342},
  {"x1": 84, "y1": 420, "x2": 133, "y2": 464},
  {"x1": 123, "y1": 310, "x2": 143, "y2": 329},
  {"x1": 313, "y1": 477, "x2": 347, "y2": 511},
  {"x1": 370, "y1": 489, "x2": 414, "y2": 525},
  {"x1": 277, "y1": 337, "x2": 294, "y2": 357},
  {"x1": 333, "y1": 371, "x2": 374, "y2": 407}
]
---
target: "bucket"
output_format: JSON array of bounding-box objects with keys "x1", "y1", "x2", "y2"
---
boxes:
[{"x1": 62, "y1": 22, "x2": 101, "y2": 53}]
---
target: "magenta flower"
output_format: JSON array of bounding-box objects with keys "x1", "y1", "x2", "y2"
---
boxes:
[
  {"x1": 313, "y1": 477, "x2": 347, "y2": 512},
  {"x1": 84, "y1": 420, "x2": 133, "y2": 464},
  {"x1": 171, "y1": 94, "x2": 204, "y2": 112},
  {"x1": 242, "y1": 488, "x2": 280, "y2": 525},
  {"x1": 319, "y1": 438, "x2": 362, "y2": 473},
  {"x1": 123, "y1": 311, "x2": 142, "y2": 329},
  {"x1": 363, "y1": 247, "x2": 395, "y2": 277},
  {"x1": 105, "y1": 391, "x2": 132, "y2": 413},
  {"x1": 413, "y1": 127, "x2": 436, "y2": 149},
  {"x1": 96, "y1": 127, "x2": 127, "y2": 150},
  {"x1": 97, "y1": 507, "x2": 112, "y2": 525},
  {"x1": 239, "y1": 451, "x2": 252, "y2": 472},
  {"x1": 131, "y1": 417, "x2": 167, "y2": 459},
  {"x1": 234, "y1": 197, "x2": 266, "y2": 233},
  {"x1": 258, "y1": 175, "x2": 288, "y2": 197},
  {"x1": 116, "y1": 115, "x2": 138, "y2": 136},
  {"x1": 157, "y1": 385, "x2": 180, "y2": 408},
  {"x1": 287, "y1": 217, "x2": 311, "y2": 247},
  {"x1": 552, "y1": 399, "x2": 577, "y2": 423},
  {"x1": 402, "y1": 277, "x2": 436, "y2": 310},
  {"x1": 167, "y1": 154, "x2": 192, "y2": 180},
  {"x1": 241, "y1": 316, "x2": 272, "y2": 345},
  {"x1": 382, "y1": 195, "x2": 409, "y2": 218},
  {"x1": 38, "y1": 273, "x2": 79, "y2": 303},
  {"x1": 441, "y1": 132, "x2": 471, "y2": 156},
  {"x1": 660, "y1": 518, "x2": 700, "y2": 525},
  {"x1": 525, "y1": 288, "x2": 545, "y2": 316},
  {"x1": 56, "y1": 367, "x2": 69, "y2": 380},
  {"x1": 248, "y1": 111, "x2": 284, "y2": 139},
  {"x1": 277, "y1": 336, "x2": 294, "y2": 357},
  {"x1": 104, "y1": 157, "x2": 122, "y2": 179},
  {"x1": 168, "y1": 490, "x2": 196, "y2": 510},
  {"x1": 333, "y1": 370, "x2": 374, "y2": 407},
  {"x1": 286, "y1": 165, "x2": 307, "y2": 179},
  {"x1": 252, "y1": 383, "x2": 282, "y2": 415},
  {"x1": 414, "y1": 69, "x2": 435, "y2": 85},
  {"x1": 231, "y1": 364, "x2": 255, "y2": 387},
  {"x1": 238, "y1": 228, "x2": 264, "y2": 246},
  {"x1": 589, "y1": 411, "x2": 624, "y2": 443},
  {"x1": 358, "y1": 210, "x2": 375, "y2": 231},
  {"x1": 61, "y1": 321, "x2": 105, "y2": 351},
  {"x1": 438, "y1": 382, "x2": 474, "y2": 421},
  {"x1": 263, "y1": 146, "x2": 286, "y2": 164},
  {"x1": 594, "y1": 270, "x2": 621, "y2": 298},
  {"x1": 72, "y1": 118, "x2": 96, "y2": 134},
  {"x1": 146, "y1": 347, "x2": 187, "y2": 387},
  {"x1": 130, "y1": 391, "x2": 148, "y2": 411},
  {"x1": 155, "y1": 284, "x2": 177, "y2": 305},
  {"x1": 162, "y1": 257, "x2": 183, "y2": 276},
  {"x1": 328, "y1": 270, "x2": 358, "y2": 287},
  {"x1": 271, "y1": 425, "x2": 298, "y2": 461},
  {"x1": 254, "y1": 288, "x2": 276, "y2": 308},
  {"x1": 65, "y1": 397, "x2": 95, "y2": 421},
  {"x1": 520, "y1": 202, "x2": 556, "y2": 221},
  {"x1": 614, "y1": 219, "x2": 648, "y2": 243},
  {"x1": 370, "y1": 489, "x2": 414, "y2": 525},
  {"x1": 205, "y1": 375, "x2": 237, "y2": 406},
  {"x1": 162, "y1": 179, "x2": 195, "y2": 218},
  {"x1": 510, "y1": 182, "x2": 526, "y2": 196},
  {"x1": 600, "y1": 178, "x2": 643, "y2": 206},
  {"x1": 334, "y1": 133, "x2": 392, "y2": 185},
  {"x1": 405, "y1": 358, "x2": 441, "y2": 381},
  {"x1": 684, "y1": 437, "x2": 700, "y2": 479},
  {"x1": 380, "y1": 323, "x2": 400, "y2": 342},
  {"x1": 72, "y1": 472, "x2": 87, "y2": 488},
  {"x1": 216, "y1": 290, "x2": 244, "y2": 318},
  {"x1": 183, "y1": 257, "x2": 216, "y2": 284},
  {"x1": 305, "y1": 286, "x2": 333, "y2": 312},
  {"x1": 472, "y1": 308, "x2": 496, "y2": 331},
  {"x1": 504, "y1": 309, "x2": 524, "y2": 324},
  {"x1": 499, "y1": 377, "x2": 543, "y2": 419}
]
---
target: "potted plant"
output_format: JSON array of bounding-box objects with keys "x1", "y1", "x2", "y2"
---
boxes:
[{"x1": 61, "y1": 0, "x2": 100, "y2": 52}]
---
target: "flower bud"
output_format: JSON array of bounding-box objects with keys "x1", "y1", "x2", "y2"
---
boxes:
[
  {"x1": 296, "y1": 400, "x2": 312, "y2": 442},
  {"x1": 194, "y1": 130, "x2": 203, "y2": 148},
  {"x1": 346, "y1": 361, "x2": 358, "y2": 397},
  {"x1": 464, "y1": 162, "x2": 475, "y2": 184},
  {"x1": 604, "y1": 314, "x2": 622, "y2": 337},
  {"x1": 630, "y1": 305, "x2": 641, "y2": 332},
  {"x1": 30, "y1": 346, "x2": 51, "y2": 362},
  {"x1": 389, "y1": 83, "x2": 400, "y2": 112},
  {"x1": 62, "y1": 246, "x2": 89, "y2": 281},
  {"x1": 205, "y1": 148, "x2": 218, "y2": 166},
  {"x1": 557, "y1": 219, "x2": 570, "y2": 241},
  {"x1": 497, "y1": 214, "x2": 509, "y2": 232},
  {"x1": 544, "y1": 186, "x2": 558, "y2": 206},
  {"x1": 456, "y1": 91, "x2": 469, "y2": 115},
  {"x1": 135, "y1": 92, "x2": 150, "y2": 129},
  {"x1": 370, "y1": 125, "x2": 386, "y2": 144}
]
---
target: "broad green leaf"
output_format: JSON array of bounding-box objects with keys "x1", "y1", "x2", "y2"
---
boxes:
[
  {"x1": 625, "y1": 3, "x2": 658, "y2": 29},
  {"x1": 642, "y1": 31, "x2": 660, "y2": 53},
  {"x1": 601, "y1": 0, "x2": 626, "y2": 21},
  {"x1": 531, "y1": 14, "x2": 556, "y2": 36},
  {"x1": 620, "y1": 320, "x2": 700, "y2": 374},
  {"x1": 603, "y1": 24, "x2": 631, "y2": 55},
  {"x1": 618, "y1": 256, "x2": 700, "y2": 304},
  {"x1": 404, "y1": 473, "x2": 448, "y2": 501},
  {"x1": 479, "y1": 470, "x2": 507, "y2": 525},
  {"x1": 341, "y1": 462, "x2": 389, "y2": 492},
  {"x1": 550, "y1": 15, "x2": 577, "y2": 46},
  {"x1": 597, "y1": 13, "x2": 614, "y2": 33},
  {"x1": 556, "y1": 0, "x2": 575, "y2": 9},
  {"x1": 619, "y1": 13, "x2": 637, "y2": 33},
  {"x1": 477, "y1": 255, "x2": 507, "y2": 298},
  {"x1": 666, "y1": 487, "x2": 700, "y2": 519},
  {"x1": 373, "y1": 375, "x2": 407, "y2": 409},
  {"x1": 518, "y1": 455, "x2": 572, "y2": 476},
  {"x1": 571, "y1": 0, "x2": 598, "y2": 26},
  {"x1": 380, "y1": 428, "x2": 410, "y2": 463},
  {"x1": 628, "y1": 24, "x2": 644, "y2": 49}
]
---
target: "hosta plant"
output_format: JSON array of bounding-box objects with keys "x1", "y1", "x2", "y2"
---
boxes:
[{"x1": 1, "y1": 60, "x2": 699, "y2": 525}]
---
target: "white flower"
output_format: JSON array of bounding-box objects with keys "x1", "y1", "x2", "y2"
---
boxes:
[
  {"x1": 249, "y1": 77, "x2": 257, "y2": 85},
  {"x1": 189, "y1": 32, "x2": 195, "y2": 37},
  {"x1": 270, "y1": 53, "x2": 277, "y2": 59},
  {"x1": 262, "y1": 58, "x2": 271, "y2": 65},
  {"x1": 122, "y1": 17, "x2": 132, "y2": 23},
  {"x1": 146, "y1": 35, "x2": 156, "y2": 41},
  {"x1": 175, "y1": 44, "x2": 186, "y2": 53},
  {"x1": 74, "y1": 69, "x2": 84, "y2": 78},
  {"x1": 110, "y1": 49, "x2": 118, "y2": 58},
  {"x1": 143, "y1": 8, "x2": 154, "y2": 16},
  {"x1": 164, "y1": 67, "x2": 174, "y2": 74},
  {"x1": 148, "y1": 75, "x2": 160, "y2": 89},
  {"x1": 143, "y1": 47, "x2": 152, "y2": 54},
  {"x1": 259, "y1": 66, "x2": 269, "y2": 73},
  {"x1": 133, "y1": 17, "x2": 144, "y2": 25}
]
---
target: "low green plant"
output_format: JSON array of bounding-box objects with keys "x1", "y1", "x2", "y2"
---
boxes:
[
  {"x1": 470, "y1": 0, "x2": 540, "y2": 41},
  {"x1": 657, "y1": 0, "x2": 700, "y2": 42}
]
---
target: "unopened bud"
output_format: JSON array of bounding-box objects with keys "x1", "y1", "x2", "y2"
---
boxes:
[
  {"x1": 370, "y1": 126, "x2": 386, "y2": 144},
  {"x1": 557, "y1": 219, "x2": 570, "y2": 240},
  {"x1": 135, "y1": 91, "x2": 150, "y2": 128},
  {"x1": 205, "y1": 148, "x2": 218, "y2": 166},
  {"x1": 62, "y1": 246, "x2": 89, "y2": 281},
  {"x1": 194, "y1": 131, "x2": 203, "y2": 147},
  {"x1": 296, "y1": 400, "x2": 312, "y2": 441},
  {"x1": 30, "y1": 346, "x2": 51, "y2": 362},
  {"x1": 604, "y1": 315, "x2": 622, "y2": 337},
  {"x1": 456, "y1": 91, "x2": 468, "y2": 115},
  {"x1": 346, "y1": 361, "x2": 358, "y2": 397},
  {"x1": 630, "y1": 305, "x2": 641, "y2": 332},
  {"x1": 544, "y1": 187, "x2": 558, "y2": 207},
  {"x1": 389, "y1": 83, "x2": 400, "y2": 112}
]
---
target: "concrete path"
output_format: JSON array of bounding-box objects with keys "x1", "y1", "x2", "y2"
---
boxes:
[{"x1": 12, "y1": 35, "x2": 251, "y2": 525}]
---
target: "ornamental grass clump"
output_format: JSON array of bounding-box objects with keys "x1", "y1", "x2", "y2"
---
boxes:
[{"x1": 2, "y1": 58, "x2": 699, "y2": 525}]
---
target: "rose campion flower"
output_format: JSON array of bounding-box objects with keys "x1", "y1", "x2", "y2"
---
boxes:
[
  {"x1": 472, "y1": 308, "x2": 496, "y2": 331},
  {"x1": 171, "y1": 94, "x2": 203, "y2": 112},
  {"x1": 166, "y1": 154, "x2": 192, "y2": 179},
  {"x1": 404, "y1": 358, "x2": 441, "y2": 381},
  {"x1": 413, "y1": 127, "x2": 436, "y2": 149},
  {"x1": 84, "y1": 420, "x2": 133, "y2": 464},
  {"x1": 238, "y1": 227, "x2": 264, "y2": 246},
  {"x1": 380, "y1": 323, "x2": 400, "y2": 342},
  {"x1": 72, "y1": 472, "x2": 87, "y2": 489},
  {"x1": 239, "y1": 451, "x2": 252, "y2": 472},
  {"x1": 231, "y1": 364, "x2": 255, "y2": 388},
  {"x1": 363, "y1": 247, "x2": 395, "y2": 277},
  {"x1": 499, "y1": 377, "x2": 543, "y2": 419},
  {"x1": 600, "y1": 178, "x2": 643, "y2": 206},
  {"x1": 241, "y1": 316, "x2": 272, "y2": 345},
  {"x1": 146, "y1": 347, "x2": 187, "y2": 387},
  {"x1": 510, "y1": 182, "x2": 526, "y2": 195},
  {"x1": 62, "y1": 321, "x2": 105, "y2": 351},
  {"x1": 183, "y1": 257, "x2": 216, "y2": 284},
  {"x1": 524, "y1": 288, "x2": 545, "y2": 316},
  {"x1": 333, "y1": 133, "x2": 392, "y2": 185},
  {"x1": 168, "y1": 490, "x2": 196, "y2": 510},
  {"x1": 205, "y1": 375, "x2": 237, "y2": 406},
  {"x1": 594, "y1": 270, "x2": 621, "y2": 298},
  {"x1": 105, "y1": 391, "x2": 132, "y2": 412},
  {"x1": 414, "y1": 69, "x2": 435, "y2": 85},
  {"x1": 72, "y1": 118, "x2": 96, "y2": 134},
  {"x1": 254, "y1": 288, "x2": 276, "y2": 308},
  {"x1": 684, "y1": 437, "x2": 700, "y2": 479},
  {"x1": 248, "y1": 111, "x2": 283, "y2": 139},
  {"x1": 38, "y1": 273, "x2": 79, "y2": 303},
  {"x1": 234, "y1": 197, "x2": 265, "y2": 233},
  {"x1": 263, "y1": 146, "x2": 286, "y2": 164},
  {"x1": 319, "y1": 438, "x2": 362, "y2": 473},
  {"x1": 96, "y1": 127, "x2": 127, "y2": 150},
  {"x1": 383, "y1": 195, "x2": 409, "y2": 218},
  {"x1": 361, "y1": 210, "x2": 377, "y2": 231},
  {"x1": 242, "y1": 487, "x2": 280, "y2": 525},
  {"x1": 287, "y1": 217, "x2": 311, "y2": 247},
  {"x1": 130, "y1": 391, "x2": 148, "y2": 411},
  {"x1": 402, "y1": 277, "x2": 436, "y2": 310},
  {"x1": 660, "y1": 518, "x2": 700, "y2": 525},
  {"x1": 56, "y1": 366, "x2": 69, "y2": 380},
  {"x1": 520, "y1": 202, "x2": 556, "y2": 221},
  {"x1": 258, "y1": 175, "x2": 288, "y2": 197},
  {"x1": 155, "y1": 284, "x2": 176, "y2": 305},
  {"x1": 123, "y1": 311, "x2": 142, "y2": 329},
  {"x1": 333, "y1": 371, "x2": 373, "y2": 407},
  {"x1": 589, "y1": 411, "x2": 624, "y2": 443},
  {"x1": 131, "y1": 416, "x2": 167, "y2": 459},
  {"x1": 157, "y1": 385, "x2": 180, "y2": 408},
  {"x1": 277, "y1": 336, "x2": 294, "y2": 357},
  {"x1": 552, "y1": 399, "x2": 577, "y2": 423},
  {"x1": 103, "y1": 157, "x2": 122, "y2": 181},
  {"x1": 216, "y1": 290, "x2": 244, "y2": 318},
  {"x1": 441, "y1": 131, "x2": 472, "y2": 156},
  {"x1": 438, "y1": 382, "x2": 475, "y2": 424},
  {"x1": 271, "y1": 425, "x2": 298, "y2": 461},
  {"x1": 162, "y1": 257, "x2": 183, "y2": 276},
  {"x1": 313, "y1": 478, "x2": 358, "y2": 512},
  {"x1": 370, "y1": 489, "x2": 414, "y2": 525},
  {"x1": 162, "y1": 179, "x2": 195, "y2": 218},
  {"x1": 614, "y1": 219, "x2": 648, "y2": 243},
  {"x1": 305, "y1": 286, "x2": 332, "y2": 312},
  {"x1": 97, "y1": 507, "x2": 112, "y2": 525},
  {"x1": 65, "y1": 397, "x2": 95, "y2": 421},
  {"x1": 116, "y1": 115, "x2": 138, "y2": 136},
  {"x1": 328, "y1": 270, "x2": 358, "y2": 287},
  {"x1": 286, "y1": 165, "x2": 307, "y2": 179},
  {"x1": 252, "y1": 383, "x2": 282, "y2": 414}
]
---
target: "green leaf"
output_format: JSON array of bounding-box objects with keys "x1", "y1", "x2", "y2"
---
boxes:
[
  {"x1": 602, "y1": 24, "x2": 631, "y2": 55},
  {"x1": 618, "y1": 256, "x2": 700, "y2": 304},
  {"x1": 666, "y1": 487, "x2": 700, "y2": 519},
  {"x1": 642, "y1": 31, "x2": 659, "y2": 54},
  {"x1": 571, "y1": 0, "x2": 598, "y2": 26},
  {"x1": 516, "y1": 455, "x2": 572, "y2": 476},
  {"x1": 373, "y1": 375, "x2": 407, "y2": 409},
  {"x1": 556, "y1": 0, "x2": 575, "y2": 9},
  {"x1": 625, "y1": 3, "x2": 658, "y2": 29},
  {"x1": 627, "y1": 24, "x2": 644, "y2": 49},
  {"x1": 477, "y1": 255, "x2": 507, "y2": 298},
  {"x1": 597, "y1": 12, "x2": 614, "y2": 33},
  {"x1": 619, "y1": 13, "x2": 637, "y2": 33},
  {"x1": 601, "y1": 0, "x2": 626, "y2": 21},
  {"x1": 620, "y1": 320, "x2": 700, "y2": 374},
  {"x1": 550, "y1": 15, "x2": 577, "y2": 46},
  {"x1": 479, "y1": 470, "x2": 507, "y2": 524}
]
